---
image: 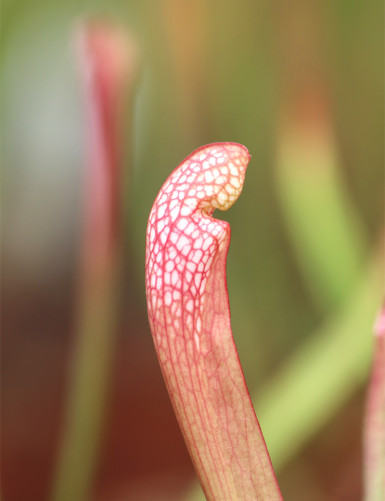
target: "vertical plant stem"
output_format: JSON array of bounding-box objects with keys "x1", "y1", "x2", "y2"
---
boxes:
[
  {"x1": 276, "y1": 90, "x2": 367, "y2": 312},
  {"x1": 146, "y1": 143, "x2": 282, "y2": 501},
  {"x1": 51, "y1": 20, "x2": 136, "y2": 501},
  {"x1": 364, "y1": 303, "x2": 385, "y2": 501},
  {"x1": 273, "y1": 0, "x2": 367, "y2": 312},
  {"x1": 52, "y1": 261, "x2": 119, "y2": 501}
]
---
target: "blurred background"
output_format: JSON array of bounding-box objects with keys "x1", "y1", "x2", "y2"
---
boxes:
[{"x1": 1, "y1": 1, "x2": 384, "y2": 500}]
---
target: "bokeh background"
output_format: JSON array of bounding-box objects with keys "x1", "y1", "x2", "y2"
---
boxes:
[{"x1": 1, "y1": 1, "x2": 384, "y2": 500}]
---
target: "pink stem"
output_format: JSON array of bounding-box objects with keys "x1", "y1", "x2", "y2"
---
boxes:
[
  {"x1": 51, "y1": 21, "x2": 135, "y2": 501},
  {"x1": 145, "y1": 143, "x2": 282, "y2": 500},
  {"x1": 77, "y1": 20, "x2": 133, "y2": 271},
  {"x1": 364, "y1": 303, "x2": 385, "y2": 501}
]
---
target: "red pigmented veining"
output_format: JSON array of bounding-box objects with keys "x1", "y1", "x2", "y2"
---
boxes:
[{"x1": 145, "y1": 143, "x2": 282, "y2": 500}]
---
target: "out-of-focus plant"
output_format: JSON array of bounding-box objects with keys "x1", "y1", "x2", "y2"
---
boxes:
[
  {"x1": 256, "y1": 252, "x2": 384, "y2": 472},
  {"x1": 364, "y1": 303, "x2": 385, "y2": 501},
  {"x1": 276, "y1": 89, "x2": 366, "y2": 313},
  {"x1": 255, "y1": 87, "x2": 380, "y2": 471},
  {"x1": 51, "y1": 19, "x2": 138, "y2": 501},
  {"x1": 145, "y1": 143, "x2": 282, "y2": 500}
]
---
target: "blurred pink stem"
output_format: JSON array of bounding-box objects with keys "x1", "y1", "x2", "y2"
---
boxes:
[
  {"x1": 51, "y1": 20, "x2": 136, "y2": 501},
  {"x1": 364, "y1": 304, "x2": 385, "y2": 501}
]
